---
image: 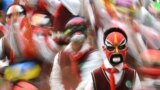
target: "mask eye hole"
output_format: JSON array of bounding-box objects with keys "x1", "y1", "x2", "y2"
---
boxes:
[
  {"x1": 118, "y1": 45, "x2": 126, "y2": 50},
  {"x1": 106, "y1": 46, "x2": 115, "y2": 51},
  {"x1": 7, "y1": 14, "x2": 12, "y2": 18},
  {"x1": 6, "y1": 11, "x2": 25, "y2": 18},
  {"x1": 19, "y1": 11, "x2": 25, "y2": 16}
]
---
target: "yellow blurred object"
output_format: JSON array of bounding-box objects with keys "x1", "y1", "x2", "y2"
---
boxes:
[{"x1": 4, "y1": 62, "x2": 41, "y2": 82}]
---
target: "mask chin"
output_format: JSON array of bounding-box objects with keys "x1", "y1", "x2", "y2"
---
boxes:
[
  {"x1": 109, "y1": 54, "x2": 123, "y2": 66},
  {"x1": 70, "y1": 34, "x2": 85, "y2": 44}
]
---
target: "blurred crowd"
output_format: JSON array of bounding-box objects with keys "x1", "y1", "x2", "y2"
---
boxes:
[{"x1": 0, "y1": 0, "x2": 159, "y2": 90}]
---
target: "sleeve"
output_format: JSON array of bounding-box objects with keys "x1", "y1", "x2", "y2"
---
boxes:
[
  {"x1": 49, "y1": 53, "x2": 65, "y2": 90},
  {"x1": 80, "y1": 51, "x2": 103, "y2": 81},
  {"x1": 45, "y1": 0, "x2": 61, "y2": 14},
  {"x1": 133, "y1": 72, "x2": 142, "y2": 90},
  {"x1": 76, "y1": 51, "x2": 103, "y2": 90}
]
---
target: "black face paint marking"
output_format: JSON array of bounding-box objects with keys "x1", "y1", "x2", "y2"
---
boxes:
[{"x1": 110, "y1": 54, "x2": 123, "y2": 66}]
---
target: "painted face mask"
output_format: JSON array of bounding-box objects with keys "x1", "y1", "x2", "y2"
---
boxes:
[
  {"x1": 103, "y1": 28, "x2": 128, "y2": 66},
  {"x1": 64, "y1": 17, "x2": 87, "y2": 44}
]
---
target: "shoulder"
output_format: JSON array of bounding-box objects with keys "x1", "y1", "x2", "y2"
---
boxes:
[
  {"x1": 85, "y1": 50, "x2": 103, "y2": 64},
  {"x1": 92, "y1": 67, "x2": 103, "y2": 75},
  {"x1": 84, "y1": 50, "x2": 103, "y2": 67},
  {"x1": 125, "y1": 66, "x2": 136, "y2": 73},
  {"x1": 87, "y1": 50, "x2": 102, "y2": 59}
]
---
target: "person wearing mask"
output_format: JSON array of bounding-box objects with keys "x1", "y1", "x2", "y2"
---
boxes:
[{"x1": 85, "y1": 27, "x2": 141, "y2": 90}]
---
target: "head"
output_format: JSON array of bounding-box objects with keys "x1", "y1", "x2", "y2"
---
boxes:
[
  {"x1": 103, "y1": 27, "x2": 128, "y2": 66},
  {"x1": 64, "y1": 17, "x2": 87, "y2": 44},
  {"x1": 6, "y1": 4, "x2": 26, "y2": 25}
]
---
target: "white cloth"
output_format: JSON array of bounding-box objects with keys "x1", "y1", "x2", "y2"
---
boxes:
[
  {"x1": 46, "y1": 0, "x2": 61, "y2": 14},
  {"x1": 85, "y1": 60, "x2": 142, "y2": 90},
  {"x1": 136, "y1": 6, "x2": 160, "y2": 33},
  {"x1": 49, "y1": 42, "x2": 103, "y2": 90},
  {"x1": 32, "y1": 33, "x2": 59, "y2": 62},
  {"x1": 0, "y1": 38, "x2": 4, "y2": 59}
]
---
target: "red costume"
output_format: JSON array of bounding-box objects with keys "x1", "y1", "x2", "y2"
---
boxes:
[
  {"x1": 50, "y1": 17, "x2": 103, "y2": 90},
  {"x1": 1, "y1": 4, "x2": 55, "y2": 90}
]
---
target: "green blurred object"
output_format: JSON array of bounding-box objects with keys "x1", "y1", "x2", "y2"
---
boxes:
[
  {"x1": 125, "y1": 80, "x2": 132, "y2": 89},
  {"x1": 151, "y1": 2, "x2": 160, "y2": 12}
]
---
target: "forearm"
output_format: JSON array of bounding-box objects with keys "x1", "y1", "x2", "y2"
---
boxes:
[{"x1": 49, "y1": 53, "x2": 64, "y2": 90}]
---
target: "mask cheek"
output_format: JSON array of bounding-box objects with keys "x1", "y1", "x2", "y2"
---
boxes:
[
  {"x1": 105, "y1": 49, "x2": 127, "y2": 62},
  {"x1": 119, "y1": 50, "x2": 127, "y2": 60},
  {"x1": 104, "y1": 50, "x2": 112, "y2": 61}
]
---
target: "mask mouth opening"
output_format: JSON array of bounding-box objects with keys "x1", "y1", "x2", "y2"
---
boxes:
[{"x1": 110, "y1": 54, "x2": 123, "y2": 66}]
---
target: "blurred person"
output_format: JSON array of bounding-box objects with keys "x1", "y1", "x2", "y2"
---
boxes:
[
  {"x1": 135, "y1": 0, "x2": 160, "y2": 33},
  {"x1": 4, "y1": 3, "x2": 37, "y2": 59},
  {"x1": 85, "y1": 27, "x2": 141, "y2": 90},
  {"x1": 5, "y1": 3, "x2": 59, "y2": 62},
  {"x1": 49, "y1": 17, "x2": 103, "y2": 90},
  {"x1": 135, "y1": 1, "x2": 160, "y2": 81},
  {"x1": 31, "y1": 10, "x2": 61, "y2": 53},
  {"x1": 52, "y1": 0, "x2": 100, "y2": 47},
  {"x1": 0, "y1": 3, "x2": 57, "y2": 90},
  {"x1": 1, "y1": 4, "x2": 28, "y2": 69}
]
